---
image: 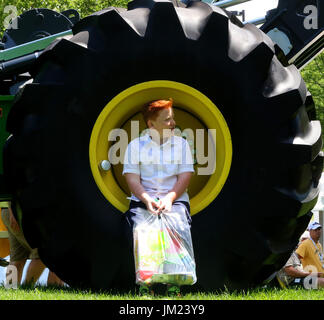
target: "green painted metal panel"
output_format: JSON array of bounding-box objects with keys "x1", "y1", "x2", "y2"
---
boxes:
[
  {"x1": 0, "y1": 30, "x2": 73, "y2": 62},
  {"x1": 0, "y1": 95, "x2": 14, "y2": 201}
]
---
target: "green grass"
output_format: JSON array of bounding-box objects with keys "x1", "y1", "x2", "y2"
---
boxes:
[{"x1": 0, "y1": 285, "x2": 323, "y2": 300}]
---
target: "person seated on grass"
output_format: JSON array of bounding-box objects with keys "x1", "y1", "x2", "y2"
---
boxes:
[
  {"x1": 1, "y1": 203, "x2": 64, "y2": 287},
  {"x1": 276, "y1": 231, "x2": 324, "y2": 289},
  {"x1": 296, "y1": 222, "x2": 324, "y2": 276},
  {"x1": 123, "y1": 98, "x2": 195, "y2": 297}
]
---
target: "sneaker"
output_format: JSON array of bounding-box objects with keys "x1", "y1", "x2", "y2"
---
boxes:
[{"x1": 166, "y1": 285, "x2": 181, "y2": 297}]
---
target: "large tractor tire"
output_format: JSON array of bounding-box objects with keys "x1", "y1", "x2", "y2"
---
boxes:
[{"x1": 5, "y1": 0, "x2": 323, "y2": 291}]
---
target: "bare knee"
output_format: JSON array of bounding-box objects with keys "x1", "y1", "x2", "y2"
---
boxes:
[
  {"x1": 7, "y1": 259, "x2": 26, "y2": 284},
  {"x1": 9, "y1": 260, "x2": 26, "y2": 273}
]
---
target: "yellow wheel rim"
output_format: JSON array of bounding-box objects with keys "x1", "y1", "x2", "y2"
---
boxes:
[{"x1": 89, "y1": 80, "x2": 232, "y2": 215}]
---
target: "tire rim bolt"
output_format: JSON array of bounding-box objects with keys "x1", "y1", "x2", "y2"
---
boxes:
[{"x1": 99, "y1": 160, "x2": 111, "y2": 171}]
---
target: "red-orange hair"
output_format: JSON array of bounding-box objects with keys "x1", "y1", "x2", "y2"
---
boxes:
[{"x1": 142, "y1": 98, "x2": 173, "y2": 125}]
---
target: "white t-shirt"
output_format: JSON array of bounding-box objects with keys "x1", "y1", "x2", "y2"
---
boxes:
[{"x1": 122, "y1": 134, "x2": 194, "y2": 203}]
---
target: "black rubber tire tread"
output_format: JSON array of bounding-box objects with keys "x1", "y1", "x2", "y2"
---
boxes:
[{"x1": 5, "y1": 0, "x2": 323, "y2": 291}]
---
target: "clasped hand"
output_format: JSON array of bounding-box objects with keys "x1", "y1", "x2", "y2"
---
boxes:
[{"x1": 144, "y1": 196, "x2": 173, "y2": 215}]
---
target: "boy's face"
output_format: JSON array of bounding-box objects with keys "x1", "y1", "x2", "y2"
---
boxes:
[{"x1": 148, "y1": 107, "x2": 176, "y2": 139}]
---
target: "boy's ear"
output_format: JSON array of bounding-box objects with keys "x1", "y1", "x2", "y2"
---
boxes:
[{"x1": 147, "y1": 119, "x2": 153, "y2": 128}]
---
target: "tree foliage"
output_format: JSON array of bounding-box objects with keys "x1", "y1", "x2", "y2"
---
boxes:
[
  {"x1": 0, "y1": 0, "x2": 130, "y2": 35},
  {"x1": 301, "y1": 52, "x2": 324, "y2": 145}
]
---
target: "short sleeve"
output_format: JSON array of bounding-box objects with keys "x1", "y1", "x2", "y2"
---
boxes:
[
  {"x1": 295, "y1": 240, "x2": 308, "y2": 259},
  {"x1": 178, "y1": 138, "x2": 195, "y2": 174},
  {"x1": 284, "y1": 252, "x2": 300, "y2": 268},
  {"x1": 122, "y1": 139, "x2": 140, "y2": 175},
  {"x1": 284, "y1": 254, "x2": 295, "y2": 268}
]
